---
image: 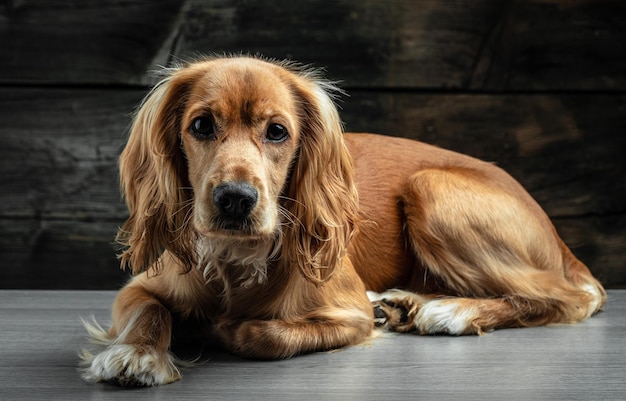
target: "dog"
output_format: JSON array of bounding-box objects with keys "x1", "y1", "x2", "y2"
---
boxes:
[{"x1": 80, "y1": 56, "x2": 606, "y2": 386}]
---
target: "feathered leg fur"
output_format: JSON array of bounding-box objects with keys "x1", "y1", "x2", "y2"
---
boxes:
[{"x1": 80, "y1": 285, "x2": 181, "y2": 386}]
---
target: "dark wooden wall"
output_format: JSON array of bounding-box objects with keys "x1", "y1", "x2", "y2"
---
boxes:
[{"x1": 1, "y1": 0, "x2": 624, "y2": 289}]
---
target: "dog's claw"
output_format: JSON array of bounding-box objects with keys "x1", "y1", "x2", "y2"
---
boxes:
[{"x1": 373, "y1": 305, "x2": 387, "y2": 319}]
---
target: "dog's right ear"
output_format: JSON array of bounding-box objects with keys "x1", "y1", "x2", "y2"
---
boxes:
[{"x1": 116, "y1": 67, "x2": 201, "y2": 275}]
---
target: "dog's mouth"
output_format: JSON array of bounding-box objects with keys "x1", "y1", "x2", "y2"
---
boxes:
[
  {"x1": 222, "y1": 222, "x2": 248, "y2": 231},
  {"x1": 216, "y1": 217, "x2": 256, "y2": 234},
  {"x1": 194, "y1": 215, "x2": 270, "y2": 240}
]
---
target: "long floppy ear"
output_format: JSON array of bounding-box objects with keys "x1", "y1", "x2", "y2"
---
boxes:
[
  {"x1": 282, "y1": 70, "x2": 359, "y2": 285},
  {"x1": 116, "y1": 67, "x2": 199, "y2": 274}
]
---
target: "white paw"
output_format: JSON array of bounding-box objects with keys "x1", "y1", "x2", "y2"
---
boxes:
[
  {"x1": 582, "y1": 283, "x2": 603, "y2": 317},
  {"x1": 415, "y1": 299, "x2": 477, "y2": 335},
  {"x1": 80, "y1": 344, "x2": 181, "y2": 387}
]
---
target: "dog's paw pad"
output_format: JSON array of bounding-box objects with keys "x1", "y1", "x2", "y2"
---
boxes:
[
  {"x1": 373, "y1": 304, "x2": 389, "y2": 326},
  {"x1": 368, "y1": 289, "x2": 431, "y2": 333},
  {"x1": 372, "y1": 301, "x2": 413, "y2": 331}
]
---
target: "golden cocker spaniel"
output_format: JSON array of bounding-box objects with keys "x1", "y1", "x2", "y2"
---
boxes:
[{"x1": 80, "y1": 56, "x2": 606, "y2": 386}]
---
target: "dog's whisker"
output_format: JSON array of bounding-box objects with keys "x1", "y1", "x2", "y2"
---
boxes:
[
  {"x1": 277, "y1": 205, "x2": 302, "y2": 228},
  {"x1": 171, "y1": 200, "x2": 194, "y2": 217},
  {"x1": 278, "y1": 195, "x2": 306, "y2": 209}
]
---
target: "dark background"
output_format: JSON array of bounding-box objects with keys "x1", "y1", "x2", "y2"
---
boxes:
[{"x1": 1, "y1": 0, "x2": 624, "y2": 289}]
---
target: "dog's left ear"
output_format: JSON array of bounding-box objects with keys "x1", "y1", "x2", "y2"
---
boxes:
[{"x1": 282, "y1": 70, "x2": 359, "y2": 285}]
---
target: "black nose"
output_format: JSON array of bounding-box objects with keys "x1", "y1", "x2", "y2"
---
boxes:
[{"x1": 213, "y1": 182, "x2": 258, "y2": 221}]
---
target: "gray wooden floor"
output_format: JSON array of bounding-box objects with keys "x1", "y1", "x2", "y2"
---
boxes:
[{"x1": 0, "y1": 290, "x2": 624, "y2": 401}]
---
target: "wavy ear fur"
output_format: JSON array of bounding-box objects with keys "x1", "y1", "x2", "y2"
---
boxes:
[
  {"x1": 282, "y1": 70, "x2": 359, "y2": 285},
  {"x1": 117, "y1": 68, "x2": 199, "y2": 274}
]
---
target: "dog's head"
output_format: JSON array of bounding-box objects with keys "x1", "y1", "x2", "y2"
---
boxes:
[{"x1": 117, "y1": 57, "x2": 358, "y2": 284}]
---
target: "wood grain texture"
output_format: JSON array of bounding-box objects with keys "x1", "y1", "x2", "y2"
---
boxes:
[
  {"x1": 0, "y1": 290, "x2": 624, "y2": 400},
  {"x1": 0, "y1": 0, "x2": 184, "y2": 85},
  {"x1": 0, "y1": 88, "x2": 138, "y2": 221},
  {"x1": 470, "y1": 0, "x2": 626, "y2": 91},
  {"x1": 0, "y1": 88, "x2": 137, "y2": 289},
  {"x1": 1, "y1": 0, "x2": 624, "y2": 89}
]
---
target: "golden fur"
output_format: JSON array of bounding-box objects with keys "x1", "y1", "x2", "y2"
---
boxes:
[{"x1": 81, "y1": 56, "x2": 606, "y2": 386}]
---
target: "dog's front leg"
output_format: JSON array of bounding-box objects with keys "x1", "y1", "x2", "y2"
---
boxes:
[
  {"x1": 81, "y1": 284, "x2": 180, "y2": 386},
  {"x1": 216, "y1": 308, "x2": 373, "y2": 360}
]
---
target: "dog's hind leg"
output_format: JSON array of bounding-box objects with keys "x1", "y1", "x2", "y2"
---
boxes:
[{"x1": 375, "y1": 166, "x2": 606, "y2": 335}]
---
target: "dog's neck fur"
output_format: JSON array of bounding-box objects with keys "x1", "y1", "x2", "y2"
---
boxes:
[{"x1": 196, "y1": 234, "x2": 280, "y2": 290}]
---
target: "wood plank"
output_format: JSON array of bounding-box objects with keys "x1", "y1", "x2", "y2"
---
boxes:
[
  {"x1": 1, "y1": 0, "x2": 624, "y2": 90},
  {"x1": 0, "y1": 0, "x2": 184, "y2": 85},
  {"x1": 0, "y1": 88, "x2": 136, "y2": 289},
  {"x1": 472, "y1": 0, "x2": 626, "y2": 91},
  {"x1": 0, "y1": 219, "x2": 129, "y2": 289},
  {"x1": 0, "y1": 290, "x2": 624, "y2": 400},
  {"x1": 177, "y1": 0, "x2": 501, "y2": 89},
  {"x1": 0, "y1": 88, "x2": 140, "y2": 221},
  {"x1": 0, "y1": 89, "x2": 623, "y2": 288}
]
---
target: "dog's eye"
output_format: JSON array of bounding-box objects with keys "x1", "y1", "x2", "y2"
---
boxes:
[
  {"x1": 266, "y1": 123, "x2": 289, "y2": 143},
  {"x1": 190, "y1": 117, "x2": 216, "y2": 140}
]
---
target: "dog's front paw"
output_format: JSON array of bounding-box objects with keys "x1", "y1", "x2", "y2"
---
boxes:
[{"x1": 80, "y1": 344, "x2": 181, "y2": 387}]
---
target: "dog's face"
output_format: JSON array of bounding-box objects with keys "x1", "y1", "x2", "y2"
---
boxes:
[
  {"x1": 179, "y1": 60, "x2": 301, "y2": 240},
  {"x1": 118, "y1": 57, "x2": 358, "y2": 283}
]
